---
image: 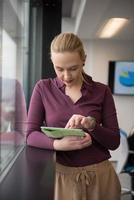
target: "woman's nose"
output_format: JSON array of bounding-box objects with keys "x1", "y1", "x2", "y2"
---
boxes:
[{"x1": 64, "y1": 71, "x2": 71, "y2": 79}]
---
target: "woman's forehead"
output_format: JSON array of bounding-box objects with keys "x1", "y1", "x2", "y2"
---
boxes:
[{"x1": 51, "y1": 52, "x2": 82, "y2": 63}]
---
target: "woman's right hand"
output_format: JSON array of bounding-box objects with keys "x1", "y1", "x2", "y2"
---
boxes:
[{"x1": 53, "y1": 133, "x2": 92, "y2": 151}]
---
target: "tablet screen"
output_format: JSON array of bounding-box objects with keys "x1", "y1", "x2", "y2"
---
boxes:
[{"x1": 41, "y1": 127, "x2": 85, "y2": 138}]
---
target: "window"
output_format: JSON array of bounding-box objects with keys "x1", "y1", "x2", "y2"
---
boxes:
[{"x1": 0, "y1": 0, "x2": 29, "y2": 180}]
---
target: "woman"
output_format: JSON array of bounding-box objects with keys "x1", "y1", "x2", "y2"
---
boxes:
[{"x1": 27, "y1": 32, "x2": 121, "y2": 200}]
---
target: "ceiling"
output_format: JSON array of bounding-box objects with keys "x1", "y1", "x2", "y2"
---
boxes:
[{"x1": 62, "y1": 0, "x2": 134, "y2": 40}]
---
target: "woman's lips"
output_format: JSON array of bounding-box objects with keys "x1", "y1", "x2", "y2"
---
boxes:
[{"x1": 64, "y1": 80, "x2": 73, "y2": 84}]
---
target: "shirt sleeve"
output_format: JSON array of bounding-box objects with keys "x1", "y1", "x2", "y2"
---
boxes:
[
  {"x1": 26, "y1": 81, "x2": 54, "y2": 150},
  {"x1": 88, "y1": 86, "x2": 120, "y2": 150}
]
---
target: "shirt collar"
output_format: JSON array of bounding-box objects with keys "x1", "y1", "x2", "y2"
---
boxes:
[{"x1": 82, "y1": 73, "x2": 93, "y2": 92}]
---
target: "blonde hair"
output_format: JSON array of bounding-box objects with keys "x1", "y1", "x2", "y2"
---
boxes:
[{"x1": 50, "y1": 32, "x2": 86, "y2": 61}]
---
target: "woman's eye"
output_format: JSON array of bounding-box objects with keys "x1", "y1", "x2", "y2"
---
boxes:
[
  {"x1": 57, "y1": 68, "x2": 63, "y2": 72},
  {"x1": 71, "y1": 68, "x2": 77, "y2": 71}
]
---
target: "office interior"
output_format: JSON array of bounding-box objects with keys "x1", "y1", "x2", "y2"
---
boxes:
[{"x1": 0, "y1": 0, "x2": 134, "y2": 199}]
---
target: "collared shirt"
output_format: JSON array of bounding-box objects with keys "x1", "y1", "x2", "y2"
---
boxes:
[{"x1": 27, "y1": 74, "x2": 120, "y2": 167}]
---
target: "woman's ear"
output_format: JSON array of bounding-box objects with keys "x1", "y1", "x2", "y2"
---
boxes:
[
  {"x1": 83, "y1": 54, "x2": 87, "y2": 65},
  {"x1": 84, "y1": 54, "x2": 87, "y2": 62},
  {"x1": 82, "y1": 55, "x2": 87, "y2": 66}
]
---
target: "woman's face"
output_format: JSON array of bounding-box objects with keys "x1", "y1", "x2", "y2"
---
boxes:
[{"x1": 51, "y1": 52, "x2": 84, "y2": 87}]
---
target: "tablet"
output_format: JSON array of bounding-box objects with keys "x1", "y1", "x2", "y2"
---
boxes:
[{"x1": 41, "y1": 126, "x2": 85, "y2": 138}]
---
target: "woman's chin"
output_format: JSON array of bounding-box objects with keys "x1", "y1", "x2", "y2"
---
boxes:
[{"x1": 65, "y1": 83, "x2": 74, "y2": 88}]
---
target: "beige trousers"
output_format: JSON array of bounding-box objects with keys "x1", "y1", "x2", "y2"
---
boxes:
[{"x1": 54, "y1": 160, "x2": 121, "y2": 200}]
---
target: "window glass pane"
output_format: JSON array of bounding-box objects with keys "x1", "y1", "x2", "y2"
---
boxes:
[{"x1": 0, "y1": 0, "x2": 29, "y2": 176}]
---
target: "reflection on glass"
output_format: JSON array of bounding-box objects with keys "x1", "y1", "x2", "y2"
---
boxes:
[
  {"x1": 0, "y1": 78, "x2": 27, "y2": 174},
  {"x1": 0, "y1": 0, "x2": 29, "y2": 177}
]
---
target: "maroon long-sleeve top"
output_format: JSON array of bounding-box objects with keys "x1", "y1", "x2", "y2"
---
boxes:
[{"x1": 27, "y1": 74, "x2": 120, "y2": 167}]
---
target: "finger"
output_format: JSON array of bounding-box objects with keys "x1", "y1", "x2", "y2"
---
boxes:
[
  {"x1": 84, "y1": 132, "x2": 90, "y2": 137},
  {"x1": 69, "y1": 115, "x2": 84, "y2": 128},
  {"x1": 65, "y1": 116, "x2": 75, "y2": 128},
  {"x1": 76, "y1": 140, "x2": 92, "y2": 150},
  {"x1": 69, "y1": 139, "x2": 92, "y2": 150},
  {"x1": 65, "y1": 119, "x2": 73, "y2": 128},
  {"x1": 80, "y1": 136, "x2": 92, "y2": 145},
  {"x1": 65, "y1": 122, "x2": 70, "y2": 128},
  {"x1": 65, "y1": 115, "x2": 83, "y2": 128},
  {"x1": 82, "y1": 140, "x2": 92, "y2": 147},
  {"x1": 74, "y1": 117, "x2": 83, "y2": 127},
  {"x1": 81, "y1": 117, "x2": 90, "y2": 128},
  {"x1": 65, "y1": 136, "x2": 82, "y2": 141},
  {"x1": 80, "y1": 133, "x2": 92, "y2": 143},
  {"x1": 68, "y1": 120, "x2": 75, "y2": 128},
  {"x1": 81, "y1": 117, "x2": 86, "y2": 124}
]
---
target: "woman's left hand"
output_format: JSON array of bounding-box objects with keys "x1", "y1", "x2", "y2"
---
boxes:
[
  {"x1": 65, "y1": 114, "x2": 96, "y2": 130},
  {"x1": 53, "y1": 133, "x2": 92, "y2": 151}
]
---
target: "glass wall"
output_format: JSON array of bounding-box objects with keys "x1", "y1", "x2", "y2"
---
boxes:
[{"x1": 0, "y1": 0, "x2": 29, "y2": 180}]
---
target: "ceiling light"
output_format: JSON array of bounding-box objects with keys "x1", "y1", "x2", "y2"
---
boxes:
[{"x1": 98, "y1": 18, "x2": 129, "y2": 38}]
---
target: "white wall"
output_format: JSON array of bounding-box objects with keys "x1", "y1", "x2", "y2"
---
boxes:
[
  {"x1": 83, "y1": 39, "x2": 134, "y2": 134},
  {"x1": 62, "y1": 18, "x2": 75, "y2": 33}
]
